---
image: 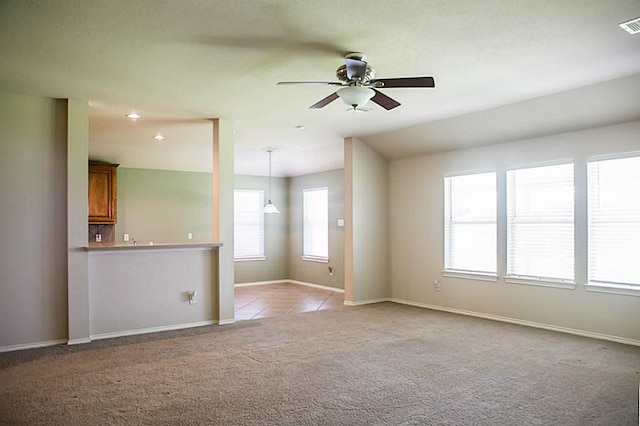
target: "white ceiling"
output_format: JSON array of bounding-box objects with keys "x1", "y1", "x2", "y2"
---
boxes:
[{"x1": 0, "y1": 0, "x2": 639, "y2": 177}]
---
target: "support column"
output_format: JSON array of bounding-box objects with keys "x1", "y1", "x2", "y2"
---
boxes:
[
  {"x1": 344, "y1": 137, "x2": 390, "y2": 305},
  {"x1": 67, "y1": 99, "x2": 90, "y2": 344},
  {"x1": 212, "y1": 119, "x2": 235, "y2": 324}
]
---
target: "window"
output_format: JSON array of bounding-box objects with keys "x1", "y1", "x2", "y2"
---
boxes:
[
  {"x1": 233, "y1": 190, "x2": 265, "y2": 260},
  {"x1": 588, "y1": 156, "x2": 640, "y2": 288},
  {"x1": 303, "y1": 187, "x2": 328, "y2": 261},
  {"x1": 444, "y1": 172, "x2": 497, "y2": 275},
  {"x1": 506, "y1": 163, "x2": 574, "y2": 282}
]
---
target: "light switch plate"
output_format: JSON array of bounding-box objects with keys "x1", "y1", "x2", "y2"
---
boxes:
[{"x1": 337, "y1": 219, "x2": 344, "y2": 227}]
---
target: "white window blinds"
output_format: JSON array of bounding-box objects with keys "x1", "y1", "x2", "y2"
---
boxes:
[
  {"x1": 234, "y1": 190, "x2": 265, "y2": 260},
  {"x1": 303, "y1": 187, "x2": 328, "y2": 260},
  {"x1": 444, "y1": 172, "x2": 497, "y2": 274},
  {"x1": 588, "y1": 156, "x2": 640, "y2": 287},
  {"x1": 506, "y1": 163, "x2": 574, "y2": 282}
]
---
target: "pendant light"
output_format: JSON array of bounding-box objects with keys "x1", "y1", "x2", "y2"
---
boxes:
[{"x1": 264, "y1": 149, "x2": 280, "y2": 214}]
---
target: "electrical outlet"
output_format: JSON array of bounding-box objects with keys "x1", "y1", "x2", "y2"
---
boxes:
[
  {"x1": 434, "y1": 279, "x2": 441, "y2": 291},
  {"x1": 187, "y1": 232, "x2": 193, "y2": 240},
  {"x1": 95, "y1": 234, "x2": 102, "y2": 243},
  {"x1": 188, "y1": 291, "x2": 197, "y2": 304},
  {"x1": 328, "y1": 266, "x2": 334, "y2": 276},
  {"x1": 123, "y1": 233, "x2": 130, "y2": 242}
]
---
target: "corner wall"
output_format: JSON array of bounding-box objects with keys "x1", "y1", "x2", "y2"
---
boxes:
[
  {"x1": 344, "y1": 137, "x2": 389, "y2": 304},
  {"x1": 288, "y1": 169, "x2": 345, "y2": 289},
  {"x1": 234, "y1": 175, "x2": 289, "y2": 283}
]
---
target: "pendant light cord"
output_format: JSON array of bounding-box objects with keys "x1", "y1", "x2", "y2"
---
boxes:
[{"x1": 268, "y1": 150, "x2": 272, "y2": 200}]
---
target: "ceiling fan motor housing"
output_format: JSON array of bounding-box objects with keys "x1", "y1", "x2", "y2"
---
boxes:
[{"x1": 336, "y1": 64, "x2": 375, "y2": 84}]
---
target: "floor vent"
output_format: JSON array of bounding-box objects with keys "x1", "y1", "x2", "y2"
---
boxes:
[{"x1": 619, "y1": 17, "x2": 640, "y2": 34}]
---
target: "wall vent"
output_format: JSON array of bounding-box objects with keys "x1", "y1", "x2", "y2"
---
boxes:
[{"x1": 619, "y1": 17, "x2": 640, "y2": 34}]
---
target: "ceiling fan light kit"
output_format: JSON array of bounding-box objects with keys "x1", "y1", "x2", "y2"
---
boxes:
[
  {"x1": 278, "y1": 52, "x2": 435, "y2": 111},
  {"x1": 337, "y1": 87, "x2": 375, "y2": 110}
]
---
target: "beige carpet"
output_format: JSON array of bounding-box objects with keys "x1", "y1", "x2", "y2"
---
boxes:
[{"x1": 1, "y1": 302, "x2": 639, "y2": 425}]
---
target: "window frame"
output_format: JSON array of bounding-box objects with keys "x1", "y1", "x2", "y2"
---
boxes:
[
  {"x1": 505, "y1": 162, "x2": 576, "y2": 288},
  {"x1": 302, "y1": 187, "x2": 329, "y2": 262},
  {"x1": 585, "y1": 154, "x2": 640, "y2": 296},
  {"x1": 443, "y1": 171, "x2": 498, "y2": 280},
  {"x1": 233, "y1": 189, "x2": 266, "y2": 261}
]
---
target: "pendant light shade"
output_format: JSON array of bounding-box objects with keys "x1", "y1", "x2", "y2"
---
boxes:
[
  {"x1": 263, "y1": 200, "x2": 280, "y2": 214},
  {"x1": 264, "y1": 149, "x2": 280, "y2": 214}
]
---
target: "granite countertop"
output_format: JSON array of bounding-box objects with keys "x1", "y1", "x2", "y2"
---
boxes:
[{"x1": 86, "y1": 242, "x2": 223, "y2": 251}]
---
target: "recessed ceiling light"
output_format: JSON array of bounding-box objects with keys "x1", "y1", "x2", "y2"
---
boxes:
[
  {"x1": 153, "y1": 134, "x2": 165, "y2": 141},
  {"x1": 126, "y1": 113, "x2": 141, "y2": 120}
]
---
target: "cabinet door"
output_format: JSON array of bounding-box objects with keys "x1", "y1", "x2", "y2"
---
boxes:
[{"x1": 88, "y1": 164, "x2": 117, "y2": 224}]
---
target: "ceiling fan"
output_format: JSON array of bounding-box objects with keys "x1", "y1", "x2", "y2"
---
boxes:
[{"x1": 278, "y1": 52, "x2": 435, "y2": 111}]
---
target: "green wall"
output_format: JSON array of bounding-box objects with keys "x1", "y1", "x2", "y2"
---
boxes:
[
  {"x1": 234, "y1": 175, "x2": 289, "y2": 283},
  {"x1": 115, "y1": 168, "x2": 213, "y2": 244},
  {"x1": 112, "y1": 169, "x2": 345, "y2": 288},
  {"x1": 288, "y1": 169, "x2": 345, "y2": 289},
  {"x1": 234, "y1": 170, "x2": 345, "y2": 289}
]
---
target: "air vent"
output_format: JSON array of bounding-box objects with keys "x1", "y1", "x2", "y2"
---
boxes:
[{"x1": 619, "y1": 17, "x2": 640, "y2": 34}]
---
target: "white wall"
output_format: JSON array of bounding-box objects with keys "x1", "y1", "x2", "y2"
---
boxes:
[
  {"x1": 0, "y1": 93, "x2": 69, "y2": 348},
  {"x1": 389, "y1": 120, "x2": 640, "y2": 342}
]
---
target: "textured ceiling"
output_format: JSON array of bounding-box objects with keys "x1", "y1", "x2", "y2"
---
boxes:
[{"x1": 0, "y1": 0, "x2": 639, "y2": 176}]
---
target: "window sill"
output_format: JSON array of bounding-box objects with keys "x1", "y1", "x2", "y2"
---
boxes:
[
  {"x1": 504, "y1": 276, "x2": 576, "y2": 290},
  {"x1": 584, "y1": 282, "x2": 640, "y2": 297},
  {"x1": 302, "y1": 256, "x2": 329, "y2": 263},
  {"x1": 234, "y1": 256, "x2": 266, "y2": 262},
  {"x1": 442, "y1": 270, "x2": 498, "y2": 282}
]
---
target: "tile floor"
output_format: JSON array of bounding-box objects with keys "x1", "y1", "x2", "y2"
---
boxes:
[{"x1": 234, "y1": 282, "x2": 344, "y2": 321}]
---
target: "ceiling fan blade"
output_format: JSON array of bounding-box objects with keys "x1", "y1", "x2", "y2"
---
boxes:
[
  {"x1": 345, "y1": 58, "x2": 367, "y2": 80},
  {"x1": 277, "y1": 81, "x2": 344, "y2": 86},
  {"x1": 371, "y1": 89, "x2": 401, "y2": 110},
  {"x1": 370, "y1": 76, "x2": 435, "y2": 88},
  {"x1": 310, "y1": 92, "x2": 339, "y2": 109}
]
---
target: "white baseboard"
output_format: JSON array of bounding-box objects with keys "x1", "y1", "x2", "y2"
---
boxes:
[
  {"x1": 67, "y1": 337, "x2": 92, "y2": 346},
  {"x1": 390, "y1": 298, "x2": 640, "y2": 347},
  {"x1": 286, "y1": 280, "x2": 345, "y2": 293},
  {"x1": 90, "y1": 320, "x2": 217, "y2": 341},
  {"x1": 344, "y1": 298, "x2": 391, "y2": 306},
  {"x1": 218, "y1": 319, "x2": 236, "y2": 325},
  {"x1": 235, "y1": 279, "x2": 345, "y2": 293},
  {"x1": 0, "y1": 338, "x2": 67, "y2": 353},
  {"x1": 234, "y1": 280, "x2": 286, "y2": 287}
]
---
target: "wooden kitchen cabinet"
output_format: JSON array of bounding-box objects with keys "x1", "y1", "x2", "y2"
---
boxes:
[{"x1": 88, "y1": 161, "x2": 119, "y2": 224}]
